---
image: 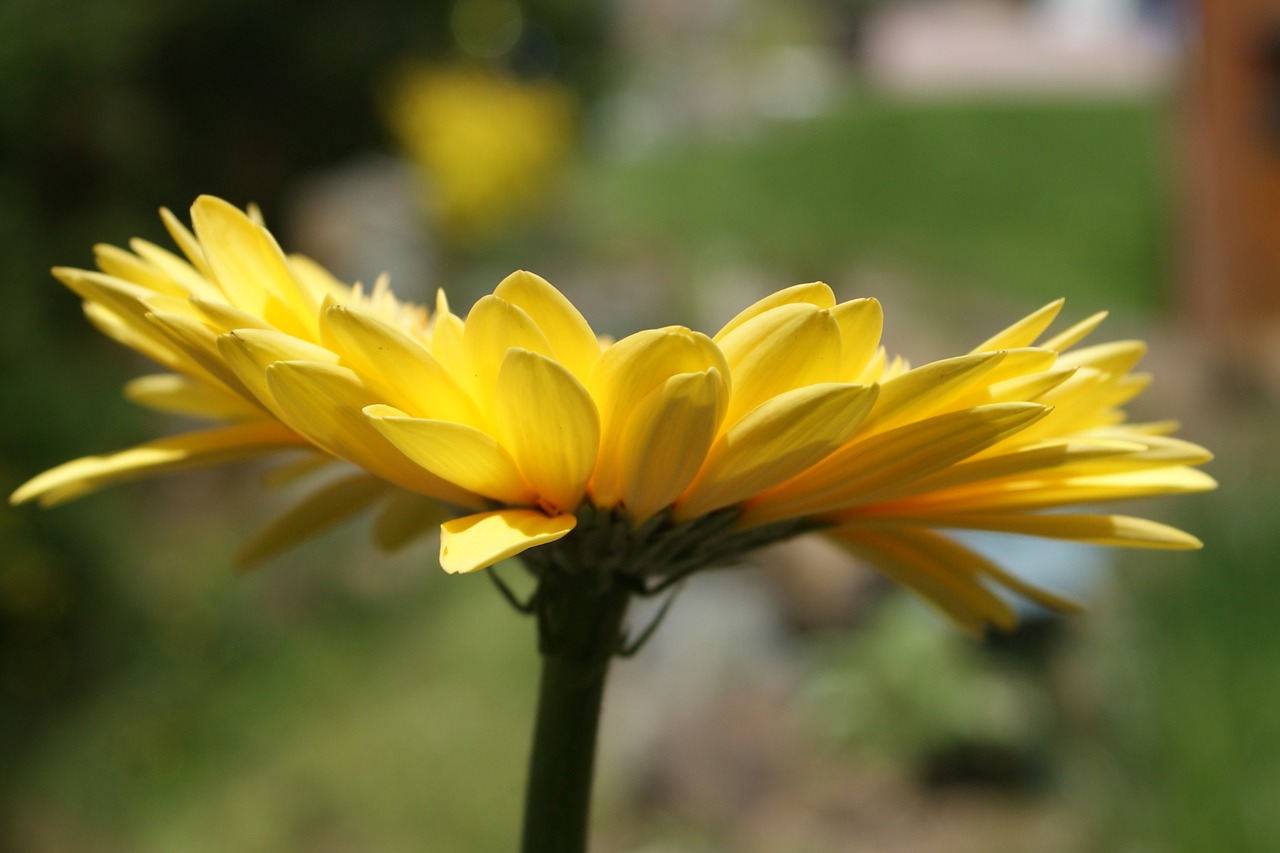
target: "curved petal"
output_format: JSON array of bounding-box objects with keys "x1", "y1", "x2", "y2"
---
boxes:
[
  {"x1": 124, "y1": 373, "x2": 262, "y2": 421},
  {"x1": 321, "y1": 304, "x2": 484, "y2": 427},
  {"x1": 845, "y1": 511, "x2": 1202, "y2": 550},
  {"x1": 970, "y1": 299, "x2": 1064, "y2": 352},
  {"x1": 439, "y1": 509, "x2": 576, "y2": 574},
  {"x1": 10, "y1": 421, "x2": 306, "y2": 507},
  {"x1": 462, "y1": 295, "x2": 554, "y2": 412},
  {"x1": 366, "y1": 405, "x2": 536, "y2": 506},
  {"x1": 493, "y1": 271, "x2": 601, "y2": 383},
  {"x1": 190, "y1": 195, "x2": 316, "y2": 336},
  {"x1": 830, "y1": 298, "x2": 883, "y2": 381},
  {"x1": 713, "y1": 281, "x2": 835, "y2": 341},
  {"x1": 618, "y1": 368, "x2": 728, "y2": 523},
  {"x1": 828, "y1": 526, "x2": 1017, "y2": 635},
  {"x1": 743, "y1": 402, "x2": 1049, "y2": 527},
  {"x1": 716, "y1": 303, "x2": 843, "y2": 429},
  {"x1": 675, "y1": 382, "x2": 879, "y2": 520},
  {"x1": 495, "y1": 349, "x2": 600, "y2": 513},
  {"x1": 235, "y1": 474, "x2": 392, "y2": 569},
  {"x1": 857, "y1": 352, "x2": 1006, "y2": 435},
  {"x1": 265, "y1": 361, "x2": 482, "y2": 507},
  {"x1": 587, "y1": 326, "x2": 728, "y2": 506}
]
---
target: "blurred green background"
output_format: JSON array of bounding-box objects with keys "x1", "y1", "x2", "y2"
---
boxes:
[{"x1": 2, "y1": 1, "x2": 1273, "y2": 851}]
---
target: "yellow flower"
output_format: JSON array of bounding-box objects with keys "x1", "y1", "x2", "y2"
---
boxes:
[
  {"x1": 386, "y1": 66, "x2": 577, "y2": 245},
  {"x1": 12, "y1": 198, "x2": 1215, "y2": 632}
]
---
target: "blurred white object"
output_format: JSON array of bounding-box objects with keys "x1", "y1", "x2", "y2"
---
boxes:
[{"x1": 864, "y1": 0, "x2": 1176, "y2": 96}]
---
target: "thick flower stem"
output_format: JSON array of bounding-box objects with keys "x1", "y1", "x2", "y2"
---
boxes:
[{"x1": 520, "y1": 573, "x2": 631, "y2": 853}]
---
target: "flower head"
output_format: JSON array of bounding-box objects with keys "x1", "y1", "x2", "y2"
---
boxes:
[{"x1": 12, "y1": 197, "x2": 1215, "y2": 632}]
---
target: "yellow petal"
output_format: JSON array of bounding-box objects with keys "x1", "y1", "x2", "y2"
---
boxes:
[
  {"x1": 828, "y1": 527, "x2": 1016, "y2": 634},
  {"x1": 675, "y1": 382, "x2": 879, "y2": 520},
  {"x1": 495, "y1": 349, "x2": 600, "y2": 513},
  {"x1": 146, "y1": 311, "x2": 257, "y2": 399},
  {"x1": 858, "y1": 512, "x2": 1204, "y2": 550},
  {"x1": 10, "y1": 421, "x2": 306, "y2": 507},
  {"x1": 618, "y1": 368, "x2": 728, "y2": 523},
  {"x1": 869, "y1": 467, "x2": 1218, "y2": 516},
  {"x1": 264, "y1": 361, "x2": 481, "y2": 507},
  {"x1": 160, "y1": 206, "x2": 214, "y2": 280},
  {"x1": 439, "y1": 509, "x2": 576, "y2": 574},
  {"x1": 128, "y1": 238, "x2": 222, "y2": 300},
  {"x1": 216, "y1": 328, "x2": 339, "y2": 416},
  {"x1": 713, "y1": 281, "x2": 835, "y2": 341},
  {"x1": 1041, "y1": 310, "x2": 1107, "y2": 352},
  {"x1": 124, "y1": 373, "x2": 262, "y2": 421},
  {"x1": 743, "y1": 402, "x2": 1049, "y2": 526},
  {"x1": 373, "y1": 492, "x2": 450, "y2": 553},
  {"x1": 588, "y1": 326, "x2": 728, "y2": 506},
  {"x1": 971, "y1": 299, "x2": 1064, "y2": 352},
  {"x1": 93, "y1": 243, "x2": 186, "y2": 298},
  {"x1": 320, "y1": 304, "x2": 484, "y2": 427},
  {"x1": 235, "y1": 474, "x2": 391, "y2": 569},
  {"x1": 493, "y1": 271, "x2": 601, "y2": 383},
  {"x1": 189, "y1": 296, "x2": 276, "y2": 334},
  {"x1": 365, "y1": 404, "x2": 536, "y2": 505},
  {"x1": 1061, "y1": 340, "x2": 1146, "y2": 375},
  {"x1": 461, "y1": 295, "x2": 554, "y2": 411},
  {"x1": 716, "y1": 303, "x2": 843, "y2": 429},
  {"x1": 189, "y1": 195, "x2": 316, "y2": 336},
  {"x1": 857, "y1": 352, "x2": 1006, "y2": 435},
  {"x1": 830, "y1": 298, "x2": 883, "y2": 381}
]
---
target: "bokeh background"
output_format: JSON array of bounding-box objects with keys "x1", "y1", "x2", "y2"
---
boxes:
[{"x1": 2, "y1": 1, "x2": 1277, "y2": 851}]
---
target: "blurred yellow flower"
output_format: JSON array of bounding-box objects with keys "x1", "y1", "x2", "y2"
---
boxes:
[
  {"x1": 12, "y1": 198, "x2": 1215, "y2": 632},
  {"x1": 386, "y1": 66, "x2": 576, "y2": 245}
]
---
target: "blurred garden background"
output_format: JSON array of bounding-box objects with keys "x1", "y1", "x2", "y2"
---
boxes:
[{"x1": 2, "y1": 0, "x2": 1277, "y2": 850}]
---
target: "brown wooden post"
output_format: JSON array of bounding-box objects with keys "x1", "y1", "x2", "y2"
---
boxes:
[{"x1": 1183, "y1": 0, "x2": 1280, "y2": 381}]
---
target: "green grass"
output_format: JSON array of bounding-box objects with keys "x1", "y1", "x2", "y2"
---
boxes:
[{"x1": 574, "y1": 98, "x2": 1171, "y2": 310}]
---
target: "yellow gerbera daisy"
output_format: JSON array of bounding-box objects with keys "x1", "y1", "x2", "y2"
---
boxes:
[{"x1": 11, "y1": 197, "x2": 1214, "y2": 634}]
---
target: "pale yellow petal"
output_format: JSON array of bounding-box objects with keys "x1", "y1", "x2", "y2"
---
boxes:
[
  {"x1": 828, "y1": 527, "x2": 1016, "y2": 634},
  {"x1": 189, "y1": 296, "x2": 276, "y2": 334},
  {"x1": 264, "y1": 361, "x2": 481, "y2": 507},
  {"x1": 713, "y1": 281, "x2": 835, "y2": 341},
  {"x1": 93, "y1": 243, "x2": 187, "y2": 297},
  {"x1": 743, "y1": 402, "x2": 1048, "y2": 526},
  {"x1": 439, "y1": 509, "x2": 576, "y2": 574},
  {"x1": 716, "y1": 303, "x2": 843, "y2": 428},
  {"x1": 588, "y1": 326, "x2": 728, "y2": 506},
  {"x1": 373, "y1": 491, "x2": 450, "y2": 553},
  {"x1": 971, "y1": 299, "x2": 1064, "y2": 352},
  {"x1": 160, "y1": 206, "x2": 214, "y2": 279},
  {"x1": 365, "y1": 404, "x2": 536, "y2": 505},
  {"x1": 189, "y1": 195, "x2": 316, "y2": 336},
  {"x1": 216, "y1": 328, "x2": 339, "y2": 415},
  {"x1": 1041, "y1": 310, "x2": 1107, "y2": 352},
  {"x1": 830, "y1": 298, "x2": 883, "y2": 381},
  {"x1": 10, "y1": 421, "x2": 306, "y2": 507},
  {"x1": 124, "y1": 373, "x2": 262, "y2": 421},
  {"x1": 856, "y1": 352, "x2": 1006, "y2": 435},
  {"x1": 675, "y1": 382, "x2": 879, "y2": 520},
  {"x1": 146, "y1": 311, "x2": 257, "y2": 399},
  {"x1": 834, "y1": 526, "x2": 1081, "y2": 616},
  {"x1": 462, "y1": 295, "x2": 554, "y2": 410},
  {"x1": 1060, "y1": 340, "x2": 1146, "y2": 375},
  {"x1": 869, "y1": 467, "x2": 1218, "y2": 516},
  {"x1": 855, "y1": 512, "x2": 1203, "y2": 550},
  {"x1": 235, "y1": 474, "x2": 392, "y2": 569},
  {"x1": 321, "y1": 304, "x2": 484, "y2": 427},
  {"x1": 128, "y1": 238, "x2": 222, "y2": 300},
  {"x1": 495, "y1": 349, "x2": 599, "y2": 513},
  {"x1": 493, "y1": 270, "x2": 601, "y2": 383},
  {"x1": 618, "y1": 368, "x2": 728, "y2": 523}
]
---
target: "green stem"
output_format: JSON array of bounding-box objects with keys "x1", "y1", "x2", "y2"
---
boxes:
[{"x1": 520, "y1": 575, "x2": 631, "y2": 853}]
